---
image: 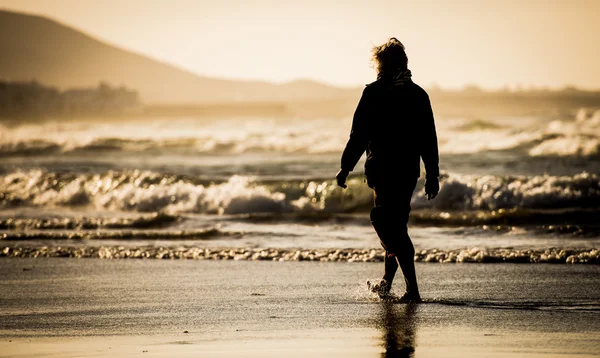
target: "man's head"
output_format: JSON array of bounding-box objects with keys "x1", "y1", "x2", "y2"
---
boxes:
[{"x1": 371, "y1": 37, "x2": 408, "y2": 77}]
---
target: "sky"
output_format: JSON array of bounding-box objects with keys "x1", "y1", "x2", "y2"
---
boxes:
[{"x1": 1, "y1": 0, "x2": 599, "y2": 89}]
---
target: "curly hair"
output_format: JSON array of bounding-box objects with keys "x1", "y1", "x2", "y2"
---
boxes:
[{"x1": 371, "y1": 37, "x2": 408, "y2": 76}]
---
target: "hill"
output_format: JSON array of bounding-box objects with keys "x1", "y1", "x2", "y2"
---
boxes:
[{"x1": 0, "y1": 9, "x2": 358, "y2": 104}]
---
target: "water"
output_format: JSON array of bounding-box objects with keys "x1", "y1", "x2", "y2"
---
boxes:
[{"x1": 1, "y1": 106, "x2": 599, "y2": 260}]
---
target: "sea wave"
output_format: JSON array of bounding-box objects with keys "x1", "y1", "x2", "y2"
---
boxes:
[
  {"x1": 0, "y1": 169, "x2": 374, "y2": 213},
  {"x1": 1, "y1": 170, "x2": 598, "y2": 215},
  {"x1": 218, "y1": 211, "x2": 600, "y2": 236},
  {"x1": 0, "y1": 226, "x2": 247, "y2": 241},
  {"x1": 0, "y1": 135, "x2": 345, "y2": 157},
  {"x1": 438, "y1": 108, "x2": 600, "y2": 158},
  {"x1": 411, "y1": 171, "x2": 599, "y2": 211},
  {"x1": 1, "y1": 246, "x2": 598, "y2": 264},
  {"x1": 0, "y1": 117, "x2": 349, "y2": 156},
  {"x1": 1, "y1": 109, "x2": 599, "y2": 158},
  {"x1": 527, "y1": 108, "x2": 600, "y2": 157},
  {"x1": 0, "y1": 212, "x2": 181, "y2": 230}
]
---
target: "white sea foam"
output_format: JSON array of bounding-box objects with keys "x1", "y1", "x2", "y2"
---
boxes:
[
  {"x1": 412, "y1": 171, "x2": 599, "y2": 210},
  {"x1": 528, "y1": 109, "x2": 600, "y2": 157},
  {"x1": 94, "y1": 174, "x2": 293, "y2": 214},
  {"x1": 436, "y1": 115, "x2": 541, "y2": 154},
  {"x1": 0, "y1": 117, "x2": 347, "y2": 155},
  {"x1": 1, "y1": 110, "x2": 598, "y2": 158},
  {"x1": 2, "y1": 246, "x2": 598, "y2": 265},
  {"x1": 1, "y1": 169, "x2": 598, "y2": 214}
]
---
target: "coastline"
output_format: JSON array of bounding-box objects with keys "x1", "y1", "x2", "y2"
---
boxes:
[{"x1": 2, "y1": 245, "x2": 599, "y2": 264}]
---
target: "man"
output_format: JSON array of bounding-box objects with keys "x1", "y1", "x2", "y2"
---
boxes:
[{"x1": 335, "y1": 37, "x2": 440, "y2": 302}]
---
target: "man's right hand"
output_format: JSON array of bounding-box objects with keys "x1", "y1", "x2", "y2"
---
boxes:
[
  {"x1": 336, "y1": 168, "x2": 349, "y2": 189},
  {"x1": 425, "y1": 177, "x2": 439, "y2": 200}
]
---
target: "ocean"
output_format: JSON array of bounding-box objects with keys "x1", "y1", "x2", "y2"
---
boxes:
[{"x1": 1, "y1": 106, "x2": 599, "y2": 263}]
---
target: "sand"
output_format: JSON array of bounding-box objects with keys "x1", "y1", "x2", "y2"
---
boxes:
[{"x1": 1, "y1": 258, "x2": 599, "y2": 357}]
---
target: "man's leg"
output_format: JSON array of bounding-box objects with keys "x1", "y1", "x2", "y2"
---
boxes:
[
  {"x1": 395, "y1": 232, "x2": 420, "y2": 300},
  {"x1": 370, "y1": 180, "x2": 420, "y2": 300},
  {"x1": 371, "y1": 209, "x2": 419, "y2": 298},
  {"x1": 383, "y1": 251, "x2": 399, "y2": 285},
  {"x1": 371, "y1": 205, "x2": 399, "y2": 288},
  {"x1": 369, "y1": 205, "x2": 394, "y2": 295},
  {"x1": 394, "y1": 179, "x2": 420, "y2": 300}
]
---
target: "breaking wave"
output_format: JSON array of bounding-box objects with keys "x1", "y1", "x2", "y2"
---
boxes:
[
  {"x1": 0, "y1": 226, "x2": 246, "y2": 241},
  {"x1": 438, "y1": 108, "x2": 600, "y2": 158},
  {"x1": 411, "y1": 171, "x2": 599, "y2": 211},
  {"x1": 1, "y1": 170, "x2": 598, "y2": 216},
  {"x1": 1, "y1": 109, "x2": 599, "y2": 159},
  {"x1": 0, "y1": 212, "x2": 181, "y2": 230},
  {"x1": 528, "y1": 108, "x2": 600, "y2": 157},
  {"x1": 0, "y1": 137, "x2": 347, "y2": 156}
]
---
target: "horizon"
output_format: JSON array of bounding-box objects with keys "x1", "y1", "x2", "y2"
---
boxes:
[{"x1": 1, "y1": 0, "x2": 599, "y2": 91}]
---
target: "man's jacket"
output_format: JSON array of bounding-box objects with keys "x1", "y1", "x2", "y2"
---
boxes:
[{"x1": 340, "y1": 77, "x2": 439, "y2": 188}]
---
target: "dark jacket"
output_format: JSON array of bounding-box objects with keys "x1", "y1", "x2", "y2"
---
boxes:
[{"x1": 340, "y1": 78, "x2": 439, "y2": 188}]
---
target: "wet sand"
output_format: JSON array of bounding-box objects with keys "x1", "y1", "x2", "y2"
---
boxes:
[{"x1": 1, "y1": 258, "x2": 599, "y2": 357}]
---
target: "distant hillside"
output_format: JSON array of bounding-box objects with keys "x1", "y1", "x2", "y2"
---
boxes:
[{"x1": 0, "y1": 9, "x2": 358, "y2": 104}]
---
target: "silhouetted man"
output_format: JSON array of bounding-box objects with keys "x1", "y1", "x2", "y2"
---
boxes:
[{"x1": 336, "y1": 38, "x2": 440, "y2": 302}]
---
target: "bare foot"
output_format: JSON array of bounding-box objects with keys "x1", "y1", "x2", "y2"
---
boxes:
[
  {"x1": 367, "y1": 279, "x2": 392, "y2": 298},
  {"x1": 397, "y1": 291, "x2": 422, "y2": 303}
]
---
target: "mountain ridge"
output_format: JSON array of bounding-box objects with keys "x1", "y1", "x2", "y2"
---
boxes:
[{"x1": 0, "y1": 9, "x2": 359, "y2": 104}]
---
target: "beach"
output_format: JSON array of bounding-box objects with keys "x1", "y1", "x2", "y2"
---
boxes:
[
  {"x1": 1, "y1": 3, "x2": 599, "y2": 357},
  {"x1": 0, "y1": 77, "x2": 599, "y2": 358},
  {"x1": 1, "y1": 258, "x2": 599, "y2": 357}
]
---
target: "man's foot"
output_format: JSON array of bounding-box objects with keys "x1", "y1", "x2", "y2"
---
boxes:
[
  {"x1": 397, "y1": 291, "x2": 422, "y2": 303},
  {"x1": 367, "y1": 279, "x2": 392, "y2": 298}
]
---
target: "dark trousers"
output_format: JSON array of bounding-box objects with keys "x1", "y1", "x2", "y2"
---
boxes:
[{"x1": 370, "y1": 179, "x2": 417, "y2": 257}]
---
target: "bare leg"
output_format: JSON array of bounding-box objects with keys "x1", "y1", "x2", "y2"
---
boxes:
[
  {"x1": 370, "y1": 180, "x2": 420, "y2": 301},
  {"x1": 396, "y1": 238, "x2": 421, "y2": 301},
  {"x1": 383, "y1": 251, "x2": 399, "y2": 285},
  {"x1": 369, "y1": 250, "x2": 420, "y2": 302}
]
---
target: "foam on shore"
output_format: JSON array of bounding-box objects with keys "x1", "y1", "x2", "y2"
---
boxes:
[{"x1": 2, "y1": 246, "x2": 598, "y2": 264}]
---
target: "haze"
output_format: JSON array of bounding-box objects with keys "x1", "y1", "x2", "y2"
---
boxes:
[{"x1": 1, "y1": 0, "x2": 599, "y2": 90}]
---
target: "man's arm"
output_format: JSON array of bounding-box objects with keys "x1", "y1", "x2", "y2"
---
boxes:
[
  {"x1": 340, "y1": 88, "x2": 370, "y2": 172},
  {"x1": 420, "y1": 94, "x2": 439, "y2": 178},
  {"x1": 420, "y1": 94, "x2": 440, "y2": 199}
]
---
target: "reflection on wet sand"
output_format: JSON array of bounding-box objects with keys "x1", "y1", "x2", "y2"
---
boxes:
[{"x1": 378, "y1": 302, "x2": 418, "y2": 357}]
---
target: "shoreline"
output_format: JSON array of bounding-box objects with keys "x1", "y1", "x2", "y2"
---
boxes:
[{"x1": 2, "y1": 245, "x2": 599, "y2": 264}]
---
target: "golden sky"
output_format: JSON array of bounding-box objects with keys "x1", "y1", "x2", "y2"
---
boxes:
[{"x1": 1, "y1": 0, "x2": 599, "y2": 89}]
